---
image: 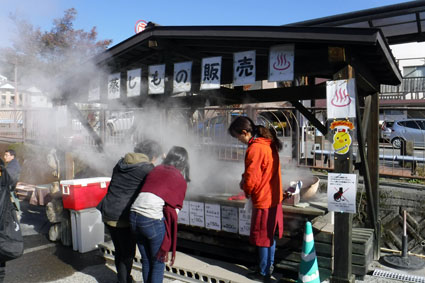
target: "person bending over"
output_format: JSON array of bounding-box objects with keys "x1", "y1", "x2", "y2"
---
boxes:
[
  {"x1": 97, "y1": 140, "x2": 163, "y2": 283},
  {"x1": 130, "y1": 146, "x2": 190, "y2": 283}
]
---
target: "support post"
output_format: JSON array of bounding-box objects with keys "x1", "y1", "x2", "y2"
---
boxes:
[
  {"x1": 330, "y1": 65, "x2": 355, "y2": 283},
  {"x1": 65, "y1": 152, "x2": 74, "y2": 180},
  {"x1": 367, "y1": 92, "x2": 381, "y2": 259}
]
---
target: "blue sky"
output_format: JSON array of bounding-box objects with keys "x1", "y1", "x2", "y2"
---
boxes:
[{"x1": 0, "y1": 0, "x2": 413, "y2": 48}]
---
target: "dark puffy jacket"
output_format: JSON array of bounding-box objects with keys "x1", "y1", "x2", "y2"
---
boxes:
[
  {"x1": 5, "y1": 159, "x2": 20, "y2": 190},
  {"x1": 97, "y1": 153, "x2": 154, "y2": 226}
]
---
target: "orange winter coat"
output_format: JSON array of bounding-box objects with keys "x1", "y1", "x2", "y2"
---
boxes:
[{"x1": 242, "y1": 137, "x2": 283, "y2": 209}]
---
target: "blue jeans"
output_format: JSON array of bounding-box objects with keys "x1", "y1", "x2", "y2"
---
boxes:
[
  {"x1": 130, "y1": 212, "x2": 165, "y2": 283},
  {"x1": 258, "y1": 239, "x2": 276, "y2": 276}
]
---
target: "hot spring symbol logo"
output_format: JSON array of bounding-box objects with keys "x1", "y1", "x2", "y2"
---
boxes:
[{"x1": 330, "y1": 120, "x2": 355, "y2": 155}]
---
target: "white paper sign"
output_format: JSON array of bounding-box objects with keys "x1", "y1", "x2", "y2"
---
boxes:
[
  {"x1": 221, "y1": 206, "x2": 238, "y2": 233},
  {"x1": 177, "y1": 200, "x2": 190, "y2": 225},
  {"x1": 205, "y1": 203, "x2": 221, "y2": 231},
  {"x1": 200, "y1": 56, "x2": 222, "y2": 90},
  {"x1": 326, "y1": 79, "x2": 356, "y2": 119},
  {"x1": 108, "y1": 73, "x2": 121, "y2": 99},
  {"x1": 148, "y1": 64, "x2": 165, "y2": 94},
  {"x1": 88, "y1": 78, "x2": 100, "y2": 101},
  {"x1": 268, "y1": 44, "x2": 294, "y2": 82},
  {"x1": 173, "y1": 61, "x2": 192, "y2": 93},
  {"x1": 233, "y1": 50, "x2": 256, "y2": 86},
  {"x1": 127, "y1": 68, "x2": 141, "y2": 97},
  {"x1": 238, "y1": 207, "x2": 251, "y2": 236},
  {"x1": 189, "y1": 201, "x2": 205, "y2": 227},
  {"x1": 327, "y1": 173, "x2": 357, "y2": 213}
]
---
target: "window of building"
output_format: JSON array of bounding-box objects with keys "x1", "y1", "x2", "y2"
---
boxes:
[{"x1": 403, "y1": 66, "x2": 425, "y2": 77}]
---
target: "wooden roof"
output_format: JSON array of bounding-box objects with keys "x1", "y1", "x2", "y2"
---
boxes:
[{"x1": 74, "y1": 25, "x2": 402, "y2": 107}]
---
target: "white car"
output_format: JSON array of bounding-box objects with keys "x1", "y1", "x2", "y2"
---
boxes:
[
  {"x1": 388, "y1": 119, "x2": 425, "y2": 149},
  {"x1": 380, "y1": 120, "x2": 394, "y2": 141},
  {"x1": 107, "y1": 111, "x2": 134, "y2": 135}
]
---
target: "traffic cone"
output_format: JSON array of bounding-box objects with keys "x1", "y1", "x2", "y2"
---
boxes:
[{"x1": 298, "y1": 221, "x2": 320, "y2": 283}]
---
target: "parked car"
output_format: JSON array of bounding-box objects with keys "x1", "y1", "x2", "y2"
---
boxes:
[
  {"x1": 380, "y1": 120, "x2": 394, "y2": 141},
  {"x1": 107, "y1": 111, "x2": 134, "y2": 135},
  {"x1": 197, "y1": 113, "x2": 286, "y2": 144},
  {"x1": 388, "y1": 118, "x2": 425, "y2": 149}
]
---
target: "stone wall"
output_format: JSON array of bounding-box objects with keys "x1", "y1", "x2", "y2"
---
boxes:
[{"x1": 355, "y1": 181, "x2": 425, "y2": 255}]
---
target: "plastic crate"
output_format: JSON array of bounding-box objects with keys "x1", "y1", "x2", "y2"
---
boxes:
[
  {"x1": 60, "y1": 177, "x2": 111, "y2": 211},
  {"x1": 70, "y1": 208, "x2": 104, "y2": 253}
]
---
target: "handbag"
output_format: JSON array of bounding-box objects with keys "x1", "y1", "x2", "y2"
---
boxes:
[{"x1": 0, "y1": 166, "x2": 24, "y2": 262}]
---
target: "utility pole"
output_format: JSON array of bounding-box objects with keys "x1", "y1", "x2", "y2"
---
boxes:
[{"x1": 14, "y1": 55, "x2": 18, "y2": 106}]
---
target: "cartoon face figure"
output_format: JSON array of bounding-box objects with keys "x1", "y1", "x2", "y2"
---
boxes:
[{"x1": 333, "y1": 130, "x2": 351, "y2": 155}]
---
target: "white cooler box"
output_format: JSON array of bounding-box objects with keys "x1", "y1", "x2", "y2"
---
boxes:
[{"x1": 70, "y1": 208, "x2": 104, "y2": 253}]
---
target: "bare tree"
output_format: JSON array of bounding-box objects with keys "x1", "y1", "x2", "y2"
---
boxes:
[{"x1": 0, "y1": 8, "x2": 112, "y2": 91}]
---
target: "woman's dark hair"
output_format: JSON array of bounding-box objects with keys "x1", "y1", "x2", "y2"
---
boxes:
[
  {"x1": 163, "y1": 146, "x2": 191, "y2": 182},
  {"x1": 228, "y1": 116, "x2": 282, "y2": 151},
  {"x1": 134, "y1": 139, "x2": 163, "y2": 161}
]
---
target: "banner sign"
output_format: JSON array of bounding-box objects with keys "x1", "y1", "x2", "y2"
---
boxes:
[
  {"x1": 326, "y1": 79, "x2": 356, "y2": 119},
  {"x1": 205, "y1": 203, "x2": 221, "y2": 231},
  {"x1": 200, "y1": 56, "x2": 222, "y2": 90},
  {"x1": 233, "y1": 50, "x2": 256, "y2": 86},
  {"x1": 330, "y1": 120, "x2": 355, "y2": 155},
  {"x1": 148, "y1": 64, "x2": 165, "y2": 94},
  {"x1": 108, "y1": 73, "x2": 121, "y2": 100},
  {"x1": 173, "y1": 61, "x2": 192, "y2": 93},
  {"x1": 327, "y1": 173, "x2": 357, "y2": 213},
  {"x1": 177, "y1": 200, "x2": 190, "y2": 225},
  {"x1": 189, "y1": 201, "x2": 205, "y2": 227},
  {"x1": 268, "y1": 44, "x2": 294, "y2": 82},
  {"x1": 127, "y1": 68, "x2": 141, "y2": 97},
  {"x1": 221, "y1": 206, "x2": 238, "y2": 233},
  {"x1": 238, "y1": 207, "x2": 252, "y2": 236}
]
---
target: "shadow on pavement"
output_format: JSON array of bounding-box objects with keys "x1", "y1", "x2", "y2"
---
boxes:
[{"x1": 3, "y1": 199, "x2": 118, "y2": 282}]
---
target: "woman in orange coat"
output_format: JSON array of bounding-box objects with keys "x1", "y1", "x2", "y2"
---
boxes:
[{"x1": 228, "y1": 116, "x2": 283, "y2": 281}]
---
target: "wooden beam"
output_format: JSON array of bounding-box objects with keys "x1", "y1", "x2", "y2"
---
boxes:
[
  {"x1": 347, "y1": 52, "x2": 381, "y2": 94},
  {"x1": 290, "y1": 100, "x2": 327, "y2": 135},
  {"x1": 360, "y1": 96, "x2": 371, "y2": 146},
  {"x1": 160, "y1": 85, "x2": 327, "y2": 107},
  {"x1": 355, "y1": 89, "x2": 378, "y2": 230},
  {"x1": 67, "y1": 102, "x2": 104, "y2": 153}
]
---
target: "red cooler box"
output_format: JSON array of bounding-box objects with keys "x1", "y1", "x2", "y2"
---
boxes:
[{"x1": 60, "y1": 177, "x2": 111, "y2": 210}]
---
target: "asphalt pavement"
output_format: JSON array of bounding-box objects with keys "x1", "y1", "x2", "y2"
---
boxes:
[
  {"x1": 3, "y1": 198, "x2": 425, "y2": 283},
  {"x1": 3, "y1": 201, "x2": 182, "y2": 283}
]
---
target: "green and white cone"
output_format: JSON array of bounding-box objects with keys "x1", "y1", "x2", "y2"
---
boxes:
[{"x1": 298, "y1": 221, "x2": 320, "y2": 283}]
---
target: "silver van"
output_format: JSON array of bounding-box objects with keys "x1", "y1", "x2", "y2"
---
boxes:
[{"x1": 389, "y1": 119, "x2": 425, "y2": 149}]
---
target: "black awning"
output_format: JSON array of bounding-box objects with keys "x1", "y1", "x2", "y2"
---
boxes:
[{"x1": 289, "y1": 0, "x2": 425, "y2": 45}]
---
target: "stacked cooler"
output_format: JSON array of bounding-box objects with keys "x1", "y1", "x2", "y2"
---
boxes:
[{"x1": 60, "y1": 177, "x2": 111, "y2": 253}]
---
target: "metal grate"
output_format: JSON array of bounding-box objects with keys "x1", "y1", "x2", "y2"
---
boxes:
[
  {"x1": 99, "y1": 245, "x2": 231, "y2": 283},
  {"x1": 373, "y1": 269, "x2": 425, "y2": 283}
]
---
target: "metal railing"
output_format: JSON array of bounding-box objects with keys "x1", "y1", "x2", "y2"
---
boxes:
[
  {"x1": 1, "y1": 107, "x2": 424, "y2": 179},
  {"x1": 381, "y1": 77, "x2": 425, "y2": 95}
]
